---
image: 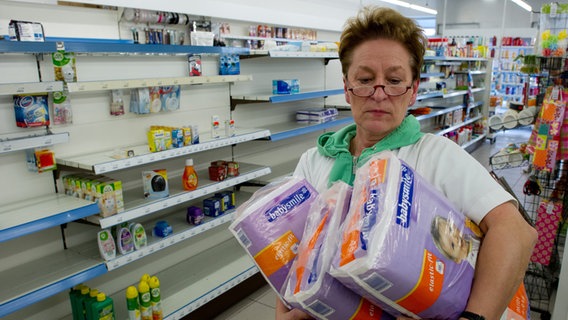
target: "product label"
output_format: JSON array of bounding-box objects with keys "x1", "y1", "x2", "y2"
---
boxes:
[
  {"x1": 360, "y1": 189, "x2": 379, "y2": 251},
  {"x1": 396, "y1": 163, "x2": 414, "y2": 228},
  {"x1": 254, "y1": 230, "x2": 299, "y2": 277},
  {"x1": 350, "y1": 298, "x2": 383, "y2": 320},
  {"x1": 264, "y1": 187, "x2": 311, "y2": 222},
  {"x1": 396, "y1": 249, "x2": 444, "y2": 314}
]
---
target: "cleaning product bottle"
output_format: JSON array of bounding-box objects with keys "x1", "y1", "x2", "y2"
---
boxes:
[
  {"x1": 87, "y1": 292, "x2": 114, "y2": 320},
  {"x1": 85, "y1": 288, "x2": 99, "y2": 320},
  {"x1": 182, "y1": 158, "x2": 198, "y2": 191},
  {"x1": 69, "y1": 285, "x2": 87, "y2": 320},
  {"x1": 138, "y1": 280, "x2": 152, "y2": 320},
  {"x1": 126, "y1": 285, "x2": 141, "y2": 320},
  {"x1": 75, "y1": 285, "x2": 91, "y2": 320},
  {"x1": 148, "y1": 276, "x2": 163, "y2": 320}
]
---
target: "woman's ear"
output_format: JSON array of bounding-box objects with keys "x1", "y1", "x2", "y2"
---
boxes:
[
  {"x1": 344, "y1": 76, "x2": 351, "y2": 104},
  {"x1": 408, "y1": 78, "x2": 420, "y2": 106}
]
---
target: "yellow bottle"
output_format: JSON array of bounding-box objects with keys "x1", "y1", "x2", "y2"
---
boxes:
[
  {"x1": 148, "y1": 276, "x2": 163, "y2": 320},
  {"x1": 138, "y1": 280, "x2": 152, "y2": 320},
  {"x1": 182, "y1": 159, "x2": 198, "y2": 191}
]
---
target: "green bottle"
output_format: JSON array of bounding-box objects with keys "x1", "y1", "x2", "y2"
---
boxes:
[
  {"x1": 148, "y1": 276, "x2": 163, "y2": 320},
  {"x1": 75, "y1": 285, "x2": 91, "y2": 320},
  {"x1": 85, "y1": 289, "x2": 99, "y2": 320},
  {"x1": 138, "y1": 280, "x2": 152, "y2": 320},
  {"x1": 69, "y1": 285, "x2": 86, "y2": 320},
  {"x1": 87, "y1": 292, "x2": 114, "y2": 320},
  {"x1": 126, "y1": 286, "x2": 141, "y2": 320}
]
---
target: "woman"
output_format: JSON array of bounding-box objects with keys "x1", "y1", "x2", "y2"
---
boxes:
[{"x1": 278, "y1": 6, "x2": 537, "y2": 320}]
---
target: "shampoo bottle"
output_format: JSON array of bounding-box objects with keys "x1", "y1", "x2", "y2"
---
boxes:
[
  {"x1": 126, "y1": 286, "x2": 141, "y2": 320},
  {"x1": 148, "y1": 276, "x2": 163, "y2": 320},
  {"x1": 182, "y1": 159, "x2": 198, "y2": 191},
  {"x1": 138, "y1": 280, "x2": 152, "y2": 320}
]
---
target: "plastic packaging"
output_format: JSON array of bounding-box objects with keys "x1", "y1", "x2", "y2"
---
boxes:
[
  {"x1": 138, "y1": 280, "x2": 152, "y2": 320},
  {"x1": 182, "y1": 159, "x2": 198, "y2": 191},
  {"x1": 97, "y1": 230, "x2": 116, "y2": 261},
  {"x1": 130, "y1": 223, "x2": 148, "y2": 250},
  {"x1": 70, "y1": 285, "x2": 90, "y2": 320},
  {"x1": 126, "y1": 286, "x2": 141, "y2": 320},
  {"x1": 149, "y1": 276, "x2": 163, "y2": 320},
  {"x1": 117, "y1": 227, "x2": 135, "y2": 255}
]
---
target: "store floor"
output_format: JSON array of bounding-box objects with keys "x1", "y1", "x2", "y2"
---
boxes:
[{"x1": 210, "y1": 127, "x2": 554, "y2": 320}]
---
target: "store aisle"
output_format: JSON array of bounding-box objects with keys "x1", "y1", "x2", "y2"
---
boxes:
[{"x1": 213, "y1": 127, "x2": 540, "y2": 320}]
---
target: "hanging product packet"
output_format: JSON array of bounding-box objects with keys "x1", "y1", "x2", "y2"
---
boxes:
[
  {"x1": 229, "y1": 177, "x2": 318, "y2": 294},
  {"x1": 283, "y1": 181, "x2": 393, "y2": 320},
  {"x1": 329, "y1": 151, "x2": 530, "y2": 320},
  {"x1": 529, "y1": 86, "x2": 566, "y2": 172}
]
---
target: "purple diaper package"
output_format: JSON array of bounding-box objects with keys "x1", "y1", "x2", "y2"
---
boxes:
[
  {"x1": 331, "y1": 151, "x2": 482, "y2": 320},
  {"x1": 283, "y1": 181, "x2": 394, "y2": 320},
  {"x1": 229, "y1": 177, "x2": 318, "y2": 294}
]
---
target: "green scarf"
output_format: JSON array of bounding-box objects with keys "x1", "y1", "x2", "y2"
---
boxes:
[{"x1": 317, "y1": 115, "x2": 424, "y2": 186}]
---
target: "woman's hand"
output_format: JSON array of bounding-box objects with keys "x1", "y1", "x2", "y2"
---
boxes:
[{"x1": 275, "y1": 298, "x2": 314, "y2": 320}]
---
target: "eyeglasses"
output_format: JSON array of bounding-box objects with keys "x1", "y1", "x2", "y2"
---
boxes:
[{"x1": 347, "y1": 84, "x2": 412, "y2": 97}]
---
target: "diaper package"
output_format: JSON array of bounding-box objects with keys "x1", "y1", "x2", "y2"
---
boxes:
[
  {"x1": 283, "y1": 181, "x2": 393, "y2": 320},
  {"x1": 331, "y1": 151, "x2": 481, "y2": 319},
  {"x1": 229, "y1": 177, "x2": 318, "y2": 293}
]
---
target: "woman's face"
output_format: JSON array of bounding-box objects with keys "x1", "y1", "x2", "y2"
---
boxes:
[{"x1": 344, "y1": 38, "x2": 419, "y2": 142}]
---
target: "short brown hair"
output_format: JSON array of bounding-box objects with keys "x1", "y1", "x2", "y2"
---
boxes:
[{"x1": 339, "y1": 6, "x2": 427, "y2": 82}]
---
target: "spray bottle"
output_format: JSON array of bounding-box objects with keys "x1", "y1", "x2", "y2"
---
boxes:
[
  {"x1": 148, "y1": 276, "x2": 163, "y2": 320},
  {"x1": 138, "y1": 280, "x2": 152, "y2": 320},
  {"x1": 126, "y1": 285, "x2": 141, "y2": 320}
]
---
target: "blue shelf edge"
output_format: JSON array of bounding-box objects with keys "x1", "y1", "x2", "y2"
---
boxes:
[
  {"x1": 0, "y1": 40, "x2": 250, "y2": 55},
  {"x1": 0, "y1": 201, "x2": 99, "y2": 243},
  {"x1": 270, "y1": 116, "x2": 354, "y2": 141},
  {"x1": 0, "y1": 263, "x2": 107, "y2": 318},
  {"x1": 269, "y1": 89, "x2": 344, "y2": 103}
]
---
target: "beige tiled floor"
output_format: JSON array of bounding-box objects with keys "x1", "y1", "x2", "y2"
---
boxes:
[{"x1": 214, "y1": 127, "x2": 554, "y2": 320}]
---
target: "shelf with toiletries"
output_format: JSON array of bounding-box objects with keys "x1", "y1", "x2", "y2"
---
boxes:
[
  {"x1": 262, "y1": 113, "x2": 354, "y2": 142},
  {"x1": 56, "y1": 128, "x2": 270, "y2": 174},
  {"x1": 81, "y1": 163, "x2": 270, "y2": 229}
]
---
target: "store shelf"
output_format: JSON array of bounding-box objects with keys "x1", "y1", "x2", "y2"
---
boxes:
[
  {"x1": 462, "y1": 133, "x2": 486, "y2": 149},
  {"x1": 56, "y1": 128, "x2": 270, "y2": 174},
  {"x1": 66, "y1": 75, "x2": 252, "y2": 92},
  {"x1": 107, "y1": 237, "x2": 258, "y2": 320},
  {"x1": 231, "y1": 88, "x2": 343, "y2": 105},
  {"x1": 0, "y1": 40, "x2": 249, "y2": 55},
  {"x1": 264, "y1": 115, "x2": 354, "y2": 141},
  {"x1": 442, "y1": 87, "x2": 485, "y2": 98},
  {"x1": 416, "y1": 90, "x2": 444, "y2": 100},
  {"x1": 0, "y1": 194, "x2": 99, "y2": 243},
  {"x1": 435, "y1": 115, "x2": 483, "y2": 136},
  {"x1": 0, "y1": 132, "x2": 69, "y2": 154},
  {"x1": 414, "y1": 105, "x2": 464, "y2": 121},
  {"x1": 454, "y1": 70, "x2": 487, "y2": 75},
  {"x1": 420, "y1": 72, "x2": 445, "y2": 78},
  {"x1": 0, "y1": 250, "x2": 106, "y2": 318},
  {"x1": 268, "y1": 51, "x2": 338, "y2": 58},
  {"x1": 86, "y1": 163, "x2": 271, "y2": 228},
  {"x1": 0, "y1": 81, "x2": 63, "y2": 95},
  {"x1": 424, "y1": 56, "x2": 488, "y2": 62}
]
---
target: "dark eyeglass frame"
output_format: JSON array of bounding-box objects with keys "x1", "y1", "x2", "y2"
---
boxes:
[{"x1": 347, "y1": 84, "x2": 413, "y2": 97}]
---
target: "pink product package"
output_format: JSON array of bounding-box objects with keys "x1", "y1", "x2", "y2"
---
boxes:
[
  {"x1": 331, "y1": 151, "x2": 481, "y2": 320},
  {"x1": 283, "y1": 181, "x2": 394, "y2": 320},
  {"x1": 229, "y1": 177, "x2": 318, "y2": 293}
]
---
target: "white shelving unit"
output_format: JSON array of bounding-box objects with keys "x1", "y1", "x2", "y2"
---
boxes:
[{"x1": 0, "y1": 81, "x2": 63, "y2": 95}]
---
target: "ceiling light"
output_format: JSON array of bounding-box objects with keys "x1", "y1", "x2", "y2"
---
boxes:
[
  {"x1": 511, "y1": 0, "x2": 532, "y2": 12},
  {"x1": 377, "y1": 0, "x2": 437, "y2": 15}
]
